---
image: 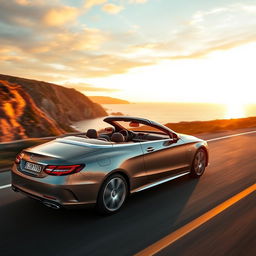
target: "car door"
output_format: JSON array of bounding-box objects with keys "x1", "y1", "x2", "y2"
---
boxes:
[
  {"x1": 140, "y1": 137, "x2": 191, "y2": 182},
  {"x1": 110, "y1": 143, "x2": 148, "y2": 191}
]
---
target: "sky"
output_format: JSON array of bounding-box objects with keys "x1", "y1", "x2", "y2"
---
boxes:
[{"x1": 0, "y1": 0, "x2": 256, "y2": 103}]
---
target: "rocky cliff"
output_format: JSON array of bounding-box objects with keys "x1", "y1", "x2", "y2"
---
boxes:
[{"x1": 0, "y1": 74, "x2": 107, "y2": 142}]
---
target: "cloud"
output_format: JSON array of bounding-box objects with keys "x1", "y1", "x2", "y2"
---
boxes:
[
  {"x1": 63, "y1": 83, "x2": 120, "y2": 92},
  {"x1": 0, "y1": 1, "x2": 45, "y2": 27},
  {"x1": 56, "y1": 28, "x2": 107, "y2": 51},
  {"x1": 126, "y1": 3, "x2": 256, "y2": 60},
  {"x1": 15, "y1": 0, "x2": 30, "y2": 5},
  {"x1": 0, "y1": 0, "x2": 154, "y2": 81},
  {"x1": 129, "y1": 0, "x2": 148, "y2": 3},
  {"x1": 0, "y1": 49, "x2": 155, "y2": 83},
  {"x1": 102, "y1": 3, "x2": 124, "y2": 14},
  {"x1": 42, "y1": 6, "x2": 79, "y2": 26},
  {"x1": 1, "y1": 0, "x2": 256, "y2": 87},
  {"x1": 15, "y1": 0, "x2": 49, "y2": 5},
  {"x1": 166, "y1": 36, "x2": 256, "y2": 60},
  {"x1": 84, "y1": 0, "x2": 107, "y2": 9},
  {"x1": 0, "y1": 0, "x2": 80, "y2": 30},
  {"x1": 0, "y1": 20, "x2": 155, "y2": 80}
]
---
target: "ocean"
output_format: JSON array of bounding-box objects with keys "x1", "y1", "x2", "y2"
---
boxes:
[{"x1": 73, "y1": 102, "x2": 256, "y2": 131}]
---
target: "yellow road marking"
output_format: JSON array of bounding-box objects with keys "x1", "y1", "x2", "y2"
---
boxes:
[{"x1": 135, "y1": 183, "x2": 256, "y2": 256}]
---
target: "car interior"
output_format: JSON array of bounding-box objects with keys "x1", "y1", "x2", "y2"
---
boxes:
[{"x1": 84, "y1": 127, "x2": 170, "y2": 143}]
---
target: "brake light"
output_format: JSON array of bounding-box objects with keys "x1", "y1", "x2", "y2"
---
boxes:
[
  {"x1": 44, "y1": 164, "x2": 85, "y2": 176},
  {"x1": 15, "y1": 152, "x2": 24, "y2": 164}
]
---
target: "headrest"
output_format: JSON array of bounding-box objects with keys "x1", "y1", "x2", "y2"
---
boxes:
[
  {"x1": 86, "y1": 129, "x2": 98, "y2": 139},
  {"x1": 111, "y1": 132, "x2": 125, "y2": 143}
]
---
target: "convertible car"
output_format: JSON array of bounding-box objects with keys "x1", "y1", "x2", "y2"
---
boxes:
[{"x1": 12, "y1": 116, "x2": 209, "y2": 214}]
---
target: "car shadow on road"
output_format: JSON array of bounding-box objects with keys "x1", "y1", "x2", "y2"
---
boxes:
[{"x1": 0, "y1": 175, "x2": 200, "y2": 256}]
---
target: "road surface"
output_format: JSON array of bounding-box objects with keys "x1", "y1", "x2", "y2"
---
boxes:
[{"x1": 0, "y1": 130, "x2": 255, "y2": 256}]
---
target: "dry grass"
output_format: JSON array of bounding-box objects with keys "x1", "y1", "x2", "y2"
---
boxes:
[{"x1": 166, "y1": 116, "x2": 256, "y2": 135}]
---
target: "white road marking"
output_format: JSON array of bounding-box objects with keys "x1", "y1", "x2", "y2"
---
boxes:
[
  {"x1": 0, "y1": 130, "x2": 256, "y2": 191},
  {"x1": 0, "y1": 184, "x2": 11, "y2": 190},
  {"x1": 206, "y1": 130, "x2": 256, "y2": 142}
]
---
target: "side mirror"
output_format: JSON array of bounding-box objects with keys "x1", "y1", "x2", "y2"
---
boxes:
[{"x1": 170, "y1": 132, "x2": 179, "y2": 142}]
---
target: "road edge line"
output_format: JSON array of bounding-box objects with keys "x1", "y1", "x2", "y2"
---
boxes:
[
  {"x1": 206, "y1": 130, "x2": 256, "y2": 142},
  {"x1": 135, "y1": 183, "x2": 256, "y2": 256}
]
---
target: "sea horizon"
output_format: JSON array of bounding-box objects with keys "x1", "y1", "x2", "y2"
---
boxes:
[{"x1": 73, "y1": 102, "x2": 256, "y2": 131}]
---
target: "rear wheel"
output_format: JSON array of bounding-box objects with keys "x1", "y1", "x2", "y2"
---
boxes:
[
  {"x1": 96, "y1": 174, "x2": 128, "y2": 215},
  {"x1": 190, "y1": 148, "x2": 207, "y2": 178}
]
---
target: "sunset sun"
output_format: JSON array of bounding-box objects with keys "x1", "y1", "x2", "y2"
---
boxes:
[{"x1": 225, "y1": 102, "x2": 245, "y2": 119}]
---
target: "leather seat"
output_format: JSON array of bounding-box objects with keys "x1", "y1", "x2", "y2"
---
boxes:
[
  {"x1": 86, "y1": 129, "x2": 98, "y2": 139},
  {"x1": 99, "y1": 134, "x2": 110, "y2": 141},
  {"x1": 111, "y1": 132, "x2": 125, "y2": 143}
]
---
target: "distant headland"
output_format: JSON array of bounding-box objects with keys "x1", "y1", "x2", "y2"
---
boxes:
[{"x1": 89, "y1": 96, "x2": 130, "y2": 104}]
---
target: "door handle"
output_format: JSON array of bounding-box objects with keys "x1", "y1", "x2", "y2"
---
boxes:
[{"x1": 146, "y1": 147, "x2": 155, "y2": 152}]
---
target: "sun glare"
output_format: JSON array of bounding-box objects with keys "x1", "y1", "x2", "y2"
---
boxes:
[
  {"x1": 225, "y1": 102, "x2": 245, "y2": 119},
  {"x1": 83, "y1": 42, "x2": 256, "y2": 104}
]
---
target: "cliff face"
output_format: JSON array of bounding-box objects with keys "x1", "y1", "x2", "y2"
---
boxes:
[{"x1": 0, "y1": 74, "x2": 107, "y2": 142}]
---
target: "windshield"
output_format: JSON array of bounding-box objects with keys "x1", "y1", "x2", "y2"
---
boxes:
[{"x1": 112, "y1": 120, "x2": 166, "y2": 134}]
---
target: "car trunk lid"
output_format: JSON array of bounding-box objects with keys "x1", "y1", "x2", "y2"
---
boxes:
[{"x1": 19, "y1": 136, "x2": 112, "y2": 176}]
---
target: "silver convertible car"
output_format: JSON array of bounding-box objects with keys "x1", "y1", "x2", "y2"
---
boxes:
[{"x1": 12, "y1": 116, "x2": 209, "y2": 214}]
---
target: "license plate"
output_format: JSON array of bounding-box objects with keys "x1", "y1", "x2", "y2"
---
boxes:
[{"x1": 24, "y1": 162, "x2": 43, "y2": 173}]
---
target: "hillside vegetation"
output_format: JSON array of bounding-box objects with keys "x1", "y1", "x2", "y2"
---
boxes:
[{"x1": 165, "y1": 117, "x2": 256, "y2": 135}]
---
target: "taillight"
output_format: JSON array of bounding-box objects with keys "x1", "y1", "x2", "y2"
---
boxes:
[
  {"x1": 44, "y1": 164, "x2": 85, "y2": 176},
  {"x1": 15, "y1": 152, "x2": 24, "y2": 164}
]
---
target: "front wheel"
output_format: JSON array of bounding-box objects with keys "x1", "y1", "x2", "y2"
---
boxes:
[
  {"x1": 96, "y1": 174, "x2": 128, "y2": 215},
  {"x1": 190, "y1": 148, "x2": 207, "y2": 178}
]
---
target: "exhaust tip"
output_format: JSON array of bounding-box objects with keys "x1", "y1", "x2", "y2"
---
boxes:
[{"x1": 43, "y1": 201, "x2": 61, "y2": 210}]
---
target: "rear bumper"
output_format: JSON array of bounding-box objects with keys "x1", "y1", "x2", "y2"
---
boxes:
[
  {"x1": 12, "y1": 185, "x2": 63, "y2": 209},
  {"x1": 11, "y1": 165, "x2": 99, "y2": 208}
]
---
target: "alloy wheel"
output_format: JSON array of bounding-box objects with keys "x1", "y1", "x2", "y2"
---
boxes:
[
  {"x1": 103, "y1": 177, "x2": 126, "y2": 211},
  {"x1": 194, "y1": 150, "x2": 206, "y2": 175}
]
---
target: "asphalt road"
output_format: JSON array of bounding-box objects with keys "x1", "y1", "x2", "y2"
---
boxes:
[{"x1": 0, "y1": 131, "x2": 255, "y2": 256}]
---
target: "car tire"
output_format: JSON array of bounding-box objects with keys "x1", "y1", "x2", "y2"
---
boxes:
[
  {"x1": 96, "y1": 174, "x2": 128, "y2": 215},
  {"x1": 190, "y1": 148, "x2": 207, "y2": 178}
]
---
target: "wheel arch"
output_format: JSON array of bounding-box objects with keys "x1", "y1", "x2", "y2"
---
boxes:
[{"x1": 101, "y1": 169, "x2": 131, "y2": 193}]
